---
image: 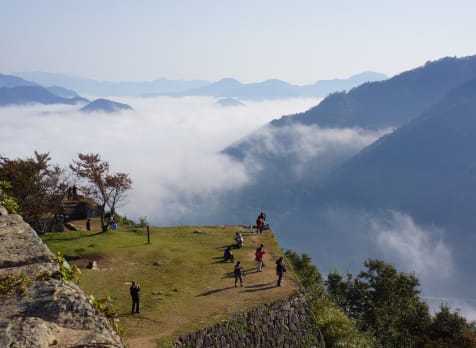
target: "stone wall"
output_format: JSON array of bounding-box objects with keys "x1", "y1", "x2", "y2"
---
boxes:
[
  {"x1": 174, "y1": 292, "x2": 324, "y2": 348},
  {"x1": 0, "y1": 206, "x2": 125, "y2": 348}
]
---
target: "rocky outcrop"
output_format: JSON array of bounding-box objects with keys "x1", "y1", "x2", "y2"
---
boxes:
[
  {"x1": 0, "y1": 214, "x2": 59, "y2": 277},
  {"x1": 174, "y1": 292, "x2": 324, "y2": 348},
  {"x1": 0, "y1": 207, "x2": 125, "y2": 348}
]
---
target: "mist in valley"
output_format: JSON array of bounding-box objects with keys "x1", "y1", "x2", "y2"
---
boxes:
[{"x1": 2, "y1": 95, "x2": 474, "y2": 319}]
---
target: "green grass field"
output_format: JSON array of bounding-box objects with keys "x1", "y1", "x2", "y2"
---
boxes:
[{"x1": 42, "y1": 220, "x2": 299, "y2": 347}]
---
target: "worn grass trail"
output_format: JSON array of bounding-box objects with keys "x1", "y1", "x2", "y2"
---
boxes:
[{"x1": 43, "y1": 220, "x2": 299, "y2": 347}]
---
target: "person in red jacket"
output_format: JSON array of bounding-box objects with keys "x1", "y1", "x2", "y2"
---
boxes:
[
  {"x1": 255, "y1": 244, "x2": 266, "y2": 272},
  {"x1": 256, "y1": 215, "x2": 264, "y2": 234}
]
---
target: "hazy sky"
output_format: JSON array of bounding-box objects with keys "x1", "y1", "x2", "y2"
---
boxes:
[{"x1": 1, "y1": 0, "x2": 476, "y2": 83}]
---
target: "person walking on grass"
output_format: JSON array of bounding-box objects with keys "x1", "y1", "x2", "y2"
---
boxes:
[
  {"x1": 255, "y1": 243, "x2": 266, "y2": 272},
  {"x1": 276, "y1": 257, "x2": 286, "y2": 287},
  {"x1": 130, "y1": 281, "x2": 140, "y2": 313},
  {"x1": 234, "y1": 261, "x2": 244, "y2": 287}
]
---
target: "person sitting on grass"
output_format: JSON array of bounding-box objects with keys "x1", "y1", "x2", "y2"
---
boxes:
[
  {"x1": 234, "y1": 232, "x2": 244, "y2": 249},
  {"x1": 224, "y1": 247, "x2": 234, "y2": 262}
]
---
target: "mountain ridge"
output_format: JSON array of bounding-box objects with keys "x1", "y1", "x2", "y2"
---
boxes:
[{"x1": 16, "y1": 71, "x2": 387, "y2": 99}]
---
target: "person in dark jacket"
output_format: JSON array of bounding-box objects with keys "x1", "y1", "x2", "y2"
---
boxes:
[
  {"x1": 276, "y1": 257, "x2": 286, "y2": 287},
  {"x1": 234, "y1": 261, "x2": 244, "y2": 287},
  {"x1": 130, "y1": 281, "x2": 140, "y2": 313},
  {"x1": 224, "y1": 247, "x2": 234, "y2": 262}
]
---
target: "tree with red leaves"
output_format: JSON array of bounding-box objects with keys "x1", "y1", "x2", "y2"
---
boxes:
[{"x1": 70, "y1": 153, "x2": 132, "y2": 232}]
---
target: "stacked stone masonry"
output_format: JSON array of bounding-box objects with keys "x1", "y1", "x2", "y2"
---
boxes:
[{"x1": 174, "y1": 293, "x2": 323, "y2": 348}]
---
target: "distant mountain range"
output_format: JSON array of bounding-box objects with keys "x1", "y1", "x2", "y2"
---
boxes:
[
  {"x1": 0, "y1": 86, "x2": 88, "y2": 106},
  {"x1": 271, "y1": 56, "x2": 476, "y2": 129},
  {"x1": 312, "y1": 76, "x2": 476, "y2": 271},
  {"x1": 215, "y1": 55, "x2": 476, "y2": 300},
  {"x1": 0, "y1": 74, "x2": 38, "y2": 88},
  {"x1": 143, "y1": 72, "x2": 388, "y2": 99},
  {"x1": 15, "y1": 71, "x2": 387, "y2": 99},
  {"x1": 0, "y1": 73, "x2": 131, "y2": 112},
  {"x1": 15, "y1": 72, "x2": 210, "y2": 97}
]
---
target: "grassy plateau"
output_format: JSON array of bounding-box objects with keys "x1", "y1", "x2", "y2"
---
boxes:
[{"x1": 42, "y1": 218, "x2": 299, "y2": 347}]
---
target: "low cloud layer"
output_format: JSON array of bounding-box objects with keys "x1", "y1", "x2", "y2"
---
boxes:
[
  {"x1": 238, "y1": 124, "x2": 391, "y2": 179},
  {"x1": 2, "y1": 97, "x2": 470, "y2": 319},
  {"x1": 0, "y1": 97, "x2": 322, "y2": 223},
  {"x1": 373, "y1": 210, "x2": 453, "y2": 280},
  {"x1": 286, "y1": 207, "x2": 463, "y2": 317}
]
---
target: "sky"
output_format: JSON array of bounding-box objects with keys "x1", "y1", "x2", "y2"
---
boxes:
[{"x1": 1, "y1": 0, "x2": 476, "y2": 84}]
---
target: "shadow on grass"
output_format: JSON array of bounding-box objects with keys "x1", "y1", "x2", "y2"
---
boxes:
[
  {"x1": 221, "y1": 269, "x2": 259, "y2": 278},
  {"x1": 243, "y1": 282, "x2": 274, "y2": 289},
  {"x1": 211, "y1": 259, "x2": 235, "y2": 264},
  {"x1": 240, "y1": 283, "x2": 277, "y2": 293},
  {"x1": 45, "y1": 231, "x2": 104, "y2": 242},
  {"x1": 117, "y1": 243, "x2": 151, "y2": 248},
  {"x1": 196, "y1": 286, "x2": 235, "y2": 297},
  {"x1": 119, "y1": 313, "x2": 162, "y2": 323}
]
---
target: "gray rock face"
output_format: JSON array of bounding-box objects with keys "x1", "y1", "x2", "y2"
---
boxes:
[
  {"x1": 0, "y1": 214, "x2": 59, "y2": 277},
  {"x1": 0, "y1": 214, "x2": 125, "y2": 348}
]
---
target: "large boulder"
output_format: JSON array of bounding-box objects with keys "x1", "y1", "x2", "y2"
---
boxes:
[{"x1": 0, "y1": 214, "x2": 125, "y2": 348}]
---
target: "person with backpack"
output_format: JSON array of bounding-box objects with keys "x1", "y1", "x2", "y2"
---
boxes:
[
  {"x1": 276, "y1": 257, "x2": 286, "y2": 287},
  {"x1": 234, "y1": 261, "x2": 244, "y2": 287},
  {"x1": 255, "y1": 244, "x2": 266, "y2": 272},
  {"x1": 255, "y1": 212, "x2": 266, "y2": 234}
]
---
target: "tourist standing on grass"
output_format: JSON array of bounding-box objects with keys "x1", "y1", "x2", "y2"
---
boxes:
[
  {"x1": 276, "y1": 257, "x2": 286, "y2": 287},
  {"x1": 234, "y1": 232, "x2": 244, "y2": 248},
  {"x1": 130, "y1": 281, "x2": 140, "y2": 313},
  {"x1": 234, "y1": 261, "x2": 244, "y2": 287},
  {"x1": 256, "y1": 214, "x2": 264, "y2": 234},
  {"x1": 255, "y1": 244, "x2": 266, "y2": 272},
  {"x1": 86, "y1": 218, "x2": 91, "y2": 231}
]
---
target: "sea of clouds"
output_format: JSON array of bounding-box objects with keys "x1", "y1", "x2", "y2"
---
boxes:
[
  {"x1": 0, "y1": 97, "x2": 322, "y2": 223},
  {"x1": 2, "y1": 96, "x2": 473, "y2": 319}
]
